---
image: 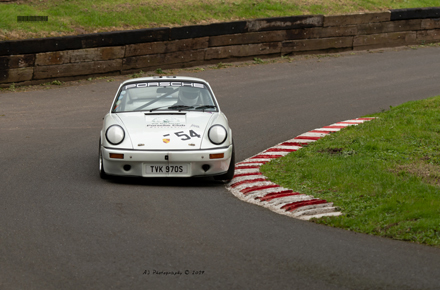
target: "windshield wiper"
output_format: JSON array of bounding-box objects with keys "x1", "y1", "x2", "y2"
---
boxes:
[
  {"x1": 149, "y1": 106, "x2": 169, "y2": 112},
  {"x1": 195, "y1": 105, "x2": 216, "y2": 111},
  {"x1": 167, "y1": 105, "x2": 194, "y2": 111}
]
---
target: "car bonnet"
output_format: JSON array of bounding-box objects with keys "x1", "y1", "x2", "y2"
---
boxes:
[{"x1": 116, "y1": 111, "x2": 216, "y2": 150}]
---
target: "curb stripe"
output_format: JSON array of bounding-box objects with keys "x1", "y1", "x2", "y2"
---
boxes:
[
  {"x1": 256, "y1": 190, "x2": 296, "y2": 200},
  {"x1": 235, "y1": 165, "x2": 260, "y2": 169},
  {"x1": 294, "y1": 136, "x2": 322, "y2": 140},
  {"x1": 251, "y1": 154, "x2": 283, "y2": 159},
  {"x1": 264, "y1": 148, "x2": 297, "y2": 153},
  {"x1": 323, "y1": 126, "x2": 346, "y2": 129},
  {"x1": 230, "y1": 178, "x2": 267, "y2": 188},
  {"x1": 280, "y1": 142, "x2": 306, "y2": 146},
  {"x1": 236, "y1": 162, "x2": 266, "y2": 165},
  {"x1": 281, "y1": 199, "x2": 328, "y2": 212},
  {"x1": 241, "y1": 185, "x2": 280, "y2": 195},
  {"x1": 233, "y1": 172, "x2": 262, "y2": 178},
  {"x1": 308, "y1": 130, "x2": 333, "y2": 134},
  {"x1": 313, "y1": 128, "x2": 341, "y2": 132},
  {"x1": 259, "y1": 192, "x2": 301, "y2": 202}
]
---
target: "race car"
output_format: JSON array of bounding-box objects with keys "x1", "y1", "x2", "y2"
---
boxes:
[{"x1": 99, "y1": 76, "x2": 235, "y2": 181}]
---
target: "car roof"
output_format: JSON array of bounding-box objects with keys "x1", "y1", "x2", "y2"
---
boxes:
[{"x1": 120, "y1": 76, "x2": 209, "y2": 85}]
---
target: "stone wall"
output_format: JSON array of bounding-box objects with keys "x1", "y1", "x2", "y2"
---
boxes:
[{"x1": 1, "y1": 7, "x2": 440, "y2": 86}]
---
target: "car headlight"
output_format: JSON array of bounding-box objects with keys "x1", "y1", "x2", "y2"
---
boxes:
[
  {"x1": 208, "y1": 125, "x2": 227, "y2": 145},
  {"x1": 106, "y1": 125, "x2": 125, "y2": 145}
]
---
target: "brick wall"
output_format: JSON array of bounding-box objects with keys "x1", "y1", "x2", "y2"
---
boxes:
[{"x1": 1, "y1": 8, "x2": 440, "y2": 86}]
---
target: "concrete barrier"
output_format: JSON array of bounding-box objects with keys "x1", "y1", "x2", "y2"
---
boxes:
[{"x1": 1, "y1": 7, "x2": 440, "y2": 86}]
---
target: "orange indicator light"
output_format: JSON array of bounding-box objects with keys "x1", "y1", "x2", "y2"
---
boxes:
[
  {"x1": 109, "y1": 153, "x2": 124, "y2": 159},
  {"x1": 209, "y1": 153, "x2": 224, "y2": 159}
]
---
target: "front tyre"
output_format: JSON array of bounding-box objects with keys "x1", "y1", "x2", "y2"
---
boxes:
[{"x1": 99, "y1": 140, "x2": 108, "y2": 179}]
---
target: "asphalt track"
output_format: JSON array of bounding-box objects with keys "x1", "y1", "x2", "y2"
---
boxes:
[{"x1": 1, "y1": 47, "x2": 440, "y2": 289}]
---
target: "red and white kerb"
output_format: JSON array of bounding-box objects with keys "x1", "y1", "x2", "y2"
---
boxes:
[{"x1": 226, "y1": 118, "x2": 375, "y2": 220}]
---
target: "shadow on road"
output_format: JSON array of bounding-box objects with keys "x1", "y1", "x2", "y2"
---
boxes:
[{"x1": 102, "y1": 175, "x2": 227, "y2": 188}]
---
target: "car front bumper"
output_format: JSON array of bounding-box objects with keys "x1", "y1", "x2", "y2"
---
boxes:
[{"x1": 101, "y1": 145, "x2": 233, "y2": 177}]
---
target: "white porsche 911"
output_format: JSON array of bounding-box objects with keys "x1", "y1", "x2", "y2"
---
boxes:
[{"x1": 99, "y1": 76, "x2": 235, "y2": 181}]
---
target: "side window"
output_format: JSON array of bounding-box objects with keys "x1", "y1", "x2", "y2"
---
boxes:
[{"x1": 113, "y1": 91, "x2": 127, "y2": 112}]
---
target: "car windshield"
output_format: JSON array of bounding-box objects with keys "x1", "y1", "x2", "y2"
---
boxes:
[{"x1": 112, "y1": 81, "x2": 217, "y2": 113}]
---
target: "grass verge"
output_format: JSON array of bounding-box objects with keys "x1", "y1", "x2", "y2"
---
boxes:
[
  {"x1": 260, "y1": 96, "x2": 440, "y2": 247},
  {"x1": 1, "y1": 0, "x2": 439, "y2": 40}
]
